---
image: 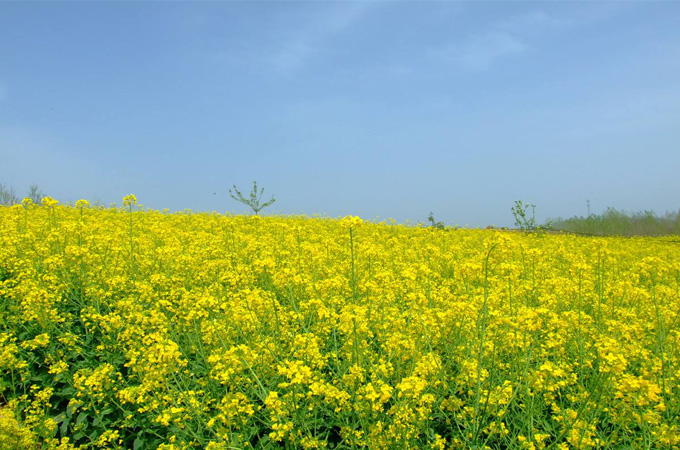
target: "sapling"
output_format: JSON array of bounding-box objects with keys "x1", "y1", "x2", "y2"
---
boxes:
[{"x1": 229, "y1": 181, "x2": 276, "y2": 215}]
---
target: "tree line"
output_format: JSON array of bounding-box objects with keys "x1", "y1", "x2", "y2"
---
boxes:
[{"x1": 0, "y1": 183, "x2": 45, "y2": 206}]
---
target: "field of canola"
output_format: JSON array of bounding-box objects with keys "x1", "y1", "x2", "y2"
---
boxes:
[{"x1": 1, "y1": 198, "x2": 679, "y2": 450}]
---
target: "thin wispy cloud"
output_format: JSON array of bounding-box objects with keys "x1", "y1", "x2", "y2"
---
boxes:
[
  {"x1": 426, "y1": 4, "x2": 627, "y2": 72},
  {"x1": 194, "y1": 3, "x2": 372, "y2": 75},
  {"x1": 270, "y1": 39, "x2": 314, "y2": 74},
  {"x1": 497, "y1": 10, "x2": 566, "y2": 35},
  {"x1": 433, "y1": 31, "x2": 528, "y2": 71},
  {"x1": 268, "y1": 3, "x2": 372, "y2": 74},
  {"x1": 424, "y1": 9, "x2": 540, "y2": 72}
]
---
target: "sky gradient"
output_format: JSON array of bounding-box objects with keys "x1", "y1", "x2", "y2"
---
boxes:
[{"x1": 1, "y1": 1, "x2": 679, "y2": 227}]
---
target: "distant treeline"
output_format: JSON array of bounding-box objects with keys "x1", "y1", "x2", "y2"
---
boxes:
[
  {"x1": 0, "y1": 183, "x2": 45, "y2": 206},
  {"x1": 548, "y1": 208, "x2": 680, "y2": 237}
]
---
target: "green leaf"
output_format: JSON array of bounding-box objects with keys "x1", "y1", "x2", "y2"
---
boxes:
[
  {"x1": 60, "y1": 417, "x2": 71, "y2": 435},
  {"x1": 133, "y1": 436, "x2": 145, "y2": 450},
  {"x1": 66, "y1": 402, "x2": 78, "y2": 417},
  {"x1": 59, "y1": 386, "x2": 77, "y2": 397},
  {"x1": 76, "y1": 412, "x2": 89, "y2": 425}
]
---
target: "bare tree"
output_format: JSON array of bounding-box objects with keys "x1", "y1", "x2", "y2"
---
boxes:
[
  {"x1": 0, "y1": 183, "x2": 19, "y2": 206},
  {"x1": 27, "y1": 184, "x2": 44, "y2": 204}
]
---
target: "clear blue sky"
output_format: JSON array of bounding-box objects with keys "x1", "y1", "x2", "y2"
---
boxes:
[{"x1": 1, "y1": 1, "x2": 679, "y2": 226}]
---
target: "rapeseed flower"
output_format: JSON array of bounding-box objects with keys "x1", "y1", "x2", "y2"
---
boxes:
[{"x1": 0, "y1": 203, "x2": 678, "y2": 448}]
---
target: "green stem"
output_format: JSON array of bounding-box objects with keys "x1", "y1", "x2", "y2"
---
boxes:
[{"x1": 350, "y1": 227, "x2": 356, "y2": 301}]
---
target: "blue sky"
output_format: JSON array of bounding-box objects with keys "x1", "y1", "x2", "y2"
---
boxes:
[{"x1": 1, "y1": 1, "x2": 679, "y2": 226}]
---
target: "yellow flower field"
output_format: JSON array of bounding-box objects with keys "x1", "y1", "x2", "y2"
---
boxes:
[{"x1": 1, "y1": 199, "x2": 679, "y2": 449}]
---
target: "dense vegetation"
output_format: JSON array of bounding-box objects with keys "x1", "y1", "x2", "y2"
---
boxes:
[
  {"x1": 548, "y1": 208, "x2": 680, "y2": 237},
  {"x1": 1, "y1": 199, "x2": 679, "y2": 449}
]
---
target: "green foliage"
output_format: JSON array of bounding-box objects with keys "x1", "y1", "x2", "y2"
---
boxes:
[
  {"x1": 549, "y1": 207, "x2": 680, "y2": 236},
  {"x1": 511, "y1": 200, "x2": 536, "y2": 231},
  {"x1": 229, "y1": 181, "x2": 276, "y2": 215},
  {"x1": 427, "y1": 212, "x2": 445, "y2": 230}
]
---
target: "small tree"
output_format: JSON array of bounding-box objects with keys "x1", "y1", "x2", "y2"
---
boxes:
[
  {"x1": 511, "y1": 200, "x2": 536, "y2": 231},
  {"x1": 27, "y1": 184, "x2": 44, "y2": 204},
  {"x1": 428, "y1": 211, "x2": 445, "y2": 230},
  {"x1": 229, "y1": 181, "x2": 276, "y2": 215}
]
